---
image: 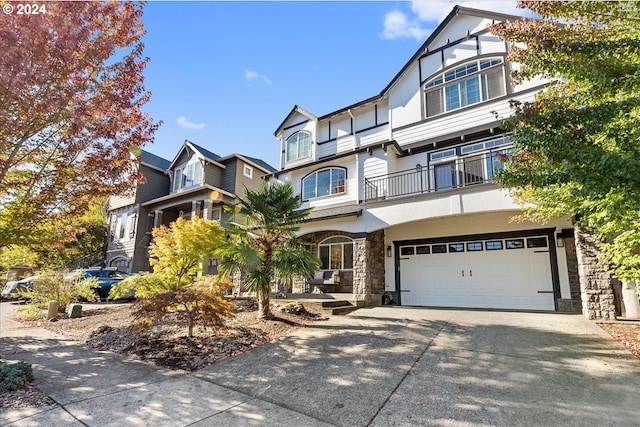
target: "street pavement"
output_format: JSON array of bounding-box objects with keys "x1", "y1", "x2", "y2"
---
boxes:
[{"x1": 1, "y1": 301, "x2": 640, "y2": 426}]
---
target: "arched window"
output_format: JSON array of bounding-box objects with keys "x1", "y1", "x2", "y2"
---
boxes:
[
  {"x1": 424, "y1": 57, "x2": 506, "y2": 117},
  {"x1": 302, "y1": 167, "x2": 346, "y2": 200},
  {"x1": 286, "y1": 131, "x2": 311, "y2": 162},
  {"x1": 109, "y1": 257, "x2": 129, "y2": 273},
  {"x1": 318, "y1": 236, "x2": 353, "y2": 270}
]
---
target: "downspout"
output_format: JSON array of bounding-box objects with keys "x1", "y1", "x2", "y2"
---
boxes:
[
  {"x1": 348, "y1": 108, "x2": 357, "y2": 150},
  {"x1": 279, "y1": 136, "x2": 285, "y2": 170},
  {"x1": 348, "y1": 108, "x2": 361, "y2": 205}
]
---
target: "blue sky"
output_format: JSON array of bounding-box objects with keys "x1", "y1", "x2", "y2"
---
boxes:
[{"x1": 141, "y1": 1, "x2": 531, "y2": 169}]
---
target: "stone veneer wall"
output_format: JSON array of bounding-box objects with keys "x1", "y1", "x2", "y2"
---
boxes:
[
  {"x1": 352, "y1": 230, "x2": 386, "y2": 305},
  {"x1": 556, "y1": 237, "x2": 582, "y2": 313},
  {"x1": 574, "y1": 224, "x2": 616, "y2": 320}
]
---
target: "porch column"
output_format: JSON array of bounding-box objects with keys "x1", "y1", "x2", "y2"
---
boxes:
[
  {"x1": 153, "y1": 210, "x2": 163, "y2": 228},
  {"x1": 202, "y1": 200, "x2": 212, "y2": 220},
  {"x1": 574, "y1": 222, "x2": 616, "y2": 320},
  {"x1": 352, "y1": 230, "x2": 386, "y2": 305},
  {"x1": 192, "y1": 201, "x2": 201, "y2": 218}
]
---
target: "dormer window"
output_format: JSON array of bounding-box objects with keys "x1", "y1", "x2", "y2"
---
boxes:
[
  {"x1": 425, "y1": 57, "x2": 506, "y2": 117},
  {"x1": 172, "y1": 161, "x2": 202, "y2": 192},
  {"x1": 286, "y1": 131, "x2": 311, "y2": 162},
  {"x1": 302, "y1": 167, "x2": 346, "y2": 200}
]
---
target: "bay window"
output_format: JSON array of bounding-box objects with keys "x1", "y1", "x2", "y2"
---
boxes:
[{"x1": 172, "y1": 161, "x2": 202, "y2": 192}]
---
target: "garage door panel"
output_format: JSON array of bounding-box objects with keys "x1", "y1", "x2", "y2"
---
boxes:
[{"x1": 399, "y1": 235, "x2": 555, "y2": 311}]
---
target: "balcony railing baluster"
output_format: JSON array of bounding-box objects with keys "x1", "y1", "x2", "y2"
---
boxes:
[{"x1": 363, "y1": 148, "x2": 507, "y2": 202}]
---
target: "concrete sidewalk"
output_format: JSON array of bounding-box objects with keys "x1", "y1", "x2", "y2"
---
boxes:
[
  {"x1": 0, "y1": 302, "x2": 330, "y2": 427},
  {"x1": 2, "y1": 302, "x2": 640, "y2": 426}
]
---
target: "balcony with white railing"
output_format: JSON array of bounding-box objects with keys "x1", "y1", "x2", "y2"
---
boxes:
[{"x1": 364, "y1": 147, "x2": 511, "y2": 202}]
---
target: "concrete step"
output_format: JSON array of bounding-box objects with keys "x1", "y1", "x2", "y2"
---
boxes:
[
  {"x1": 271, "y1": 294, "x2": 363, "y2": 315},
  {"x1": 320, "y1": 300, "x2": 352, "y2": 308},
  {"x1": 326, "y1": 304, "x2": 360, "y2": 316}
]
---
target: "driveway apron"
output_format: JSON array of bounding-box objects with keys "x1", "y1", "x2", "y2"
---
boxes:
[{"x1": 194, "y1": 307, "x2": 640, "y2": 427}]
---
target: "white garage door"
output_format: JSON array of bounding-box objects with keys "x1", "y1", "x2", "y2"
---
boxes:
[{"x1": 399, "y1": 236, "x2": 555, "y2": 310}]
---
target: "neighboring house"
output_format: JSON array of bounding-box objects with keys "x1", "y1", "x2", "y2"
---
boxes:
[
  {"x1": 106, "y1": 141, "x2": 276, "y2": 275},
  {"x1": 268, "y1": 6, "x2": 615, "y2": 320},
  {"x1": 106, "y1": 149, "x2": 171, "y2": 273}
]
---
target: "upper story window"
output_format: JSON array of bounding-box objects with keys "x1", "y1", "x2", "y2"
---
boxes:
[
  {"x1": 286, "y1": 131, "x2": 311, "y2": 162},
  {"x1": 243, "y1": 164, "x2": 253, "y2": 178},
  {"x1": 425, "y1": 57, "x2": 506, "y2": 117},
  {"x1": 172, "y1": 161, "x2": 202, "y2": 192},
  {"x1": 302, "y1": 167, "x2": 346, "y2": 200}
]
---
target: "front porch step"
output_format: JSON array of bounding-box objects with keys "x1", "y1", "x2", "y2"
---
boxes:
[
  {"x1": 271, "y1": 294, "x2": 363, "y2": 316},
  {"x1": 326, "y1": 303, "x2": 360, "y2": 316}
]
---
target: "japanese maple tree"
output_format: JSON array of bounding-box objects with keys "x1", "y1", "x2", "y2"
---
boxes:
[
  {"x1": 0, "y1": 1, "x2": 159, "y2": 247},
  {"x1": 491, "y1": 1, "x2": 640, "y2": 282}
]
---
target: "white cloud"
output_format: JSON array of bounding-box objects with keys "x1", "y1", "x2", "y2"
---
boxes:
[
  {"x1": 381, "y1": 10, "x2": 430, "y2": 41},
  {"x1": 176, "y1": 116, "x2": 206, "y2": 130},
  {"x1": 244, "y1": 69, "x2": 272, "y2": 85},
  {"x1": 383, "y1": 1, "x2": 535, "y2": 41},
  {"x1": 410, "y1": 1, "x2": 456, "y2": 23},
  {"x1": 412, "y1": 1, "x2": 530, "y2": 21}
]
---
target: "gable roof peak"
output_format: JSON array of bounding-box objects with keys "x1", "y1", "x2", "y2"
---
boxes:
[
  {"x1": 168, "y1": 140, "x2": 225, "y2": 170},
  {"x1": 279, "y1": 5, "x2": 526, "y2": 124},
  {"x1": 274, "y1": 104, "x2": 318, "y2": 137}
]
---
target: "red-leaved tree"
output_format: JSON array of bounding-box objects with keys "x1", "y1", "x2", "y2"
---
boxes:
[{"x1": 0, "y1": 1, "x2": 160, "y2": 247}]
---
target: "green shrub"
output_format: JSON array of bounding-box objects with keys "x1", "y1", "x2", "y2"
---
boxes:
[
  {"x1": 0, "y1": 360, "x2": 34, "y2": 392},
  {"x1": 108, "y1": 272, "x2": 172, "y2": 300},
  {"x1": 15, "y1": 272, "x2": 99, "y2": 320}
]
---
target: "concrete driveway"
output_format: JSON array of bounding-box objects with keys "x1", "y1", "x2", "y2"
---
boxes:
[
  {"x1": 2, "y1": 303, "x2": 639, "y2": 426},
  {"x1": 195, "y1": 307, "x2": 640, "y2": 427}
]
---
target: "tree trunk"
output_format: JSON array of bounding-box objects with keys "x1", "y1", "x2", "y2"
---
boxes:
[
  {"x1": 188, "y1": 317, "x2": 194, "y2": 337},
  {"x1": 257, "y1": 287, "x2": 272, "y2": 320}
]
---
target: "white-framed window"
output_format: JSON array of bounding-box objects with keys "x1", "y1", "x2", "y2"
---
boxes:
[
  {"x1": 425, "y1": 57, "x2": 506, "y2": 117},
  {"x1": 126, "y1": 213, "x2": 136, "y2": 239},
  {"x1": 243, "y1": 164, "x2": 253, "y2": 178},
  {"x1": 318, "y1": 236, "x2": 353, "y2": 270},
  {"x1": 116, "y1": 215, "x2": 125, "y2": 241},
  {"x1": 211, "y1": 207, "x2": 222, "y2": 222},
  {"x1": 172, "y1": 161, "x2": 202, "y2": 192},
  {"x1": 302, "y1": 167, "x2": 346, "y2": 200},
  {"x1": 286, "y1": 131, "x2": 311, "y2": 162}
]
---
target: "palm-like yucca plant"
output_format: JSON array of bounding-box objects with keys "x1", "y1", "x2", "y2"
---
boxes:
[{"x1": 216, "y1": 181, "x2": 320, "y2": 319}]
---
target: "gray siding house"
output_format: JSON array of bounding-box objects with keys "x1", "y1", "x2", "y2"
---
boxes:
[{"x1": 106, "y1": 141, "x2": 275, "y2": 274}]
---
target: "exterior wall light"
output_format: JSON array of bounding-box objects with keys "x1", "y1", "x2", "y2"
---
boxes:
[
  {"x1": 387, "y1": 245, "x2": 392, "y2": 257},
  {"x1": 556, "y1": 237, "x2": 565, "y2": 247}
]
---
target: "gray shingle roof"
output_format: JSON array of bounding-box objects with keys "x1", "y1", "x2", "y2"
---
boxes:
[
  {"x1": 140, "y1": 149, "x2": 171, "y2": 171},
  {"x1": 189, "y1": 141, "x2": 221, "y2": 162},
  {"x1": 239, "y1": 154, "x2": 276, "y2": 173}
]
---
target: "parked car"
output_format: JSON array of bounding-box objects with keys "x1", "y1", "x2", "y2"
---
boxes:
[
  {"x1": 65, "y1": 268, "x2": 131, "y2": 300},
  {"x1": 2, "y1": 275, "x2": 39, "y2": 299}
]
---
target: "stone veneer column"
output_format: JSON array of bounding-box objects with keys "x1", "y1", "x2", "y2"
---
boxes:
[
  {"x1": 352, "y1": 237, "x2": 368, "y2": 299},
  {"x1": 574, "y1": 223, "x2": 616, "y2": 320},
  {"x1": 352, "y1": 230, "x2": 386, "y2": 305}
]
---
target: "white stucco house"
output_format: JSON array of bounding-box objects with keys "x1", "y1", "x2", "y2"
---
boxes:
[{"x1": 267, "y1": 6, "x2": 617, "y2": 319}]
